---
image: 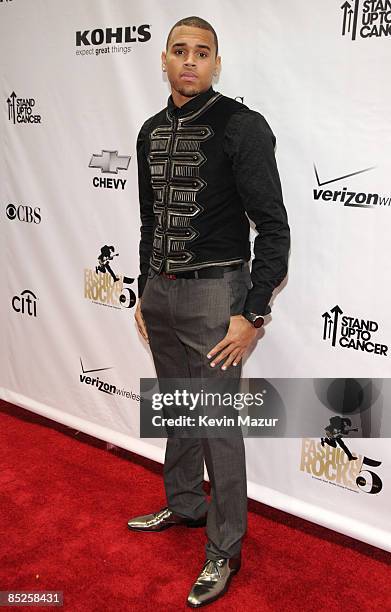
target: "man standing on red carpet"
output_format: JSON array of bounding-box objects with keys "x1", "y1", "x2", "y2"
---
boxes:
[{"x1": 128, "y1": 15, "x2": 290, "y2": 608}]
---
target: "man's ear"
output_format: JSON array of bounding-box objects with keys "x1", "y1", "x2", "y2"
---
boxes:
[
  {"x1": 214, "y1": 55, "x2": 221, "y2": 77},
  {"x1": 161, "y1": 50, "x2": 167, "y2": 71}
]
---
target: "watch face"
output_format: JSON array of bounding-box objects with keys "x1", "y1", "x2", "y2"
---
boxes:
[{"x1": 243, "y1": 311, "x2": 265, "y2": 327}]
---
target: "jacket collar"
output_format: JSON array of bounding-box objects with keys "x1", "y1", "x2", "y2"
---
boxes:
[{"x1": 167, "y1": 86, "x2": 217, "y2": 118}]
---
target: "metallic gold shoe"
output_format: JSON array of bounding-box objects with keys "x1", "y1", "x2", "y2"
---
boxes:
[
  {"x1": 127, "y1": 507, "x2": 207, "y2": 532},
  {"x1": 187, "y1": 555, "x2": 241, "y2": 607}
]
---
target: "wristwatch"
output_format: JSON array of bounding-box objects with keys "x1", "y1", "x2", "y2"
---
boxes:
[{"x1": 242, "y1": 311, "x2": 265, "y2": 328}]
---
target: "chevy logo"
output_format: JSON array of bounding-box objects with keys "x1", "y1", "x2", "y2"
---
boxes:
[{"x1": 89, "y1": 150, "x2": 131, "y2": 173}]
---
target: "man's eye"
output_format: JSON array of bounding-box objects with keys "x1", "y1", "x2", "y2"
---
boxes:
[
  {"x1": 175, "y1": 49, "x2": 184, "y2": 55},
  {"x1": 199, "y1": 53, "x2": 208, "y2": 58}
]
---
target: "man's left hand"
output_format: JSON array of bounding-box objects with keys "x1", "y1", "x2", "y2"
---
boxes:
[{"x1": 206, "y1": 315, "x2": 259, "y2": 370}]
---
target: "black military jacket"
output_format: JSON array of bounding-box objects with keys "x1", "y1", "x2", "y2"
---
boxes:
[{"x1": 136, "y1": 86, "x2": 290, "y2": 315}]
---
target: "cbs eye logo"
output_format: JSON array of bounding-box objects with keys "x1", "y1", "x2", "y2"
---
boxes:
[{"x1": 6, "y1": 203, "x2": 41, "y2": 224}]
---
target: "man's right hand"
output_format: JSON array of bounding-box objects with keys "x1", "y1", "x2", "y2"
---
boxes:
[{"x1": 135, "y1": 299, "x2": 149, "y2": 343}]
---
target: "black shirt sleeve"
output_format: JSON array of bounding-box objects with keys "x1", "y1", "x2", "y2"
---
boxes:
[
  {"x1": 224, "y1": 109, "x2": 290, "y2": 315},
  {"x1": 136, "y1": 117, "x2": 155, "y2": 299}
]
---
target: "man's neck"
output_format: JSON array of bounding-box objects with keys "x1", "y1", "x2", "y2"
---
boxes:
[
  {"x1": 170, "y1": 90, "x2": 199, "y2": 109},
  {"x1": 170, "y1": 85, "x2": 211, "y2": 109}
]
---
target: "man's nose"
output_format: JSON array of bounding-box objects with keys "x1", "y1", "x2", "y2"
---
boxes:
[{"x1": 184, "y1": 55, "x2": 196, "y2": 66}]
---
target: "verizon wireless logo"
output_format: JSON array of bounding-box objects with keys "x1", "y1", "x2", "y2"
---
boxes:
[{"x1": 313, "y1": 164, "x2": 390, "y2": 208}]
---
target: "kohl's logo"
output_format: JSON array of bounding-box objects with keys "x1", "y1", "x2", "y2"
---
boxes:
[{"x1": 76, "y1": 25, "x2": 151, "y2": 46}]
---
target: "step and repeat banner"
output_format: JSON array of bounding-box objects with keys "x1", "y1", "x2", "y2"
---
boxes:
[{"x1": 1, "y1": 1, "x2": 390, "y2": 551}]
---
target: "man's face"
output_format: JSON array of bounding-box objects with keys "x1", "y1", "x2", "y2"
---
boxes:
[{"x1": 162, "y1": 25, "x2": 221, "y2": 100}]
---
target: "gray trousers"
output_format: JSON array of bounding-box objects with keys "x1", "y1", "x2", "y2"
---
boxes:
[{"x1": 140, "y1": 262, "x2": 252, "y2": 560}]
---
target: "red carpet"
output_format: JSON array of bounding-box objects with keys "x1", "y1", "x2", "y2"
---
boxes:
[{"x1": 1, "y1": 400, "x2": 390, "y2": 611}]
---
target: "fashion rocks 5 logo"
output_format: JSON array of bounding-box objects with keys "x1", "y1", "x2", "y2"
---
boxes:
[
  {"x1": 300, "y1": 438, "x2": 383, "y2": 494},
  {"x1": 322, "y1": 305, "x2": 388, "y2": 356},
  {"x1": 84, "y1": 244, "x2": 136, "y2": 310}
]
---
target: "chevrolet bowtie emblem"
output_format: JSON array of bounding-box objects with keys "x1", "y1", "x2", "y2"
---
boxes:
[{"x1": 89, "y1": 150, "x2": 131, "y2": 174}]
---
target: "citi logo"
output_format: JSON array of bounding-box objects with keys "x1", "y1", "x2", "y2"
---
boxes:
[
  {"x1": 89, "y1": 150, "x2": 131, "y2": 190},
  {"x1": 6, "y1": 203, "x2": 41, "y2": 224},
  {"x1": 12, "y1": 289, "x2": 38, "y2": 317},
  {"x1": 76, "y1": 25, "x2": 151, "y2": 46},
  {"x1": 313, "y1": 163, "x2": 390, "y2": 208}
]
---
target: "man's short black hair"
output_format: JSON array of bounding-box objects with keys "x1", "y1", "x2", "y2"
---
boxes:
[{"x1": 166, "y1": 16, "x2": 218, "y2": 56}]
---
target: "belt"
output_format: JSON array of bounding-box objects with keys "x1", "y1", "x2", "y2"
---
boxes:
[{"x1": 159, "y1": 262, "x2": 243, "y2": 280}]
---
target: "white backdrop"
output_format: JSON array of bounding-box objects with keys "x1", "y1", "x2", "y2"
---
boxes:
[{"x1": 1, "y1": 0, "x2": 391, "y2": 552}]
